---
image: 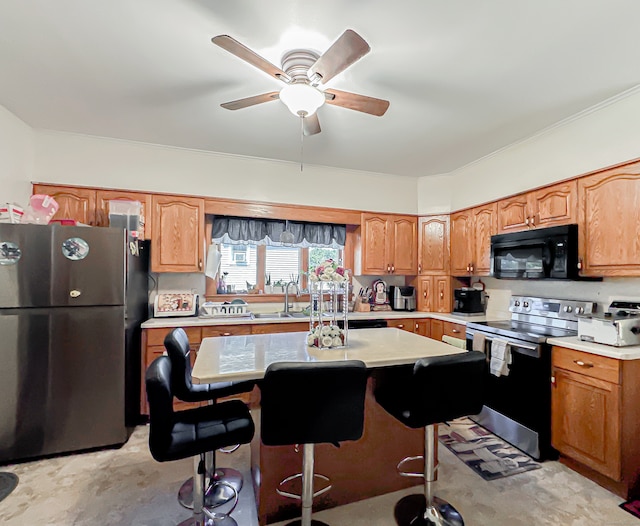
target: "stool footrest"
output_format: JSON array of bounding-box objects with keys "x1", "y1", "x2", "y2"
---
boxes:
[
  {"x1": 203, "y1": 481, "x2": 239, "y2": 521},
  {"x1": 397, "y1": 455, "x2": 434, "y2": 478},
  {"x1": 276, "y1": 473, "x2": 332, "y2": 500}
]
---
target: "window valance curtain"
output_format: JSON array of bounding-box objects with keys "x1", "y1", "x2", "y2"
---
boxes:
[{"x1": 211, "y1": 216, "x2": 346, "y2": 248}]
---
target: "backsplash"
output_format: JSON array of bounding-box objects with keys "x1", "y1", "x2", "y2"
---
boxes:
[{"x1": 477, "y1": 276, "x2": 640, "y2": 315}]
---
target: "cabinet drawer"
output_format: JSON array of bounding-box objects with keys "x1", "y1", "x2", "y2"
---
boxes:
[
  {"x1": 387, "y1": 319, "x2": 415, "y2": 332},
  {"x1": 146, "y1": 326, "x2": 201, "y2": 346},
  {"x1": 443, "y1": 321, "x2": 465, "y2": 338},
  {"x1": 552, "y1": 346, "x2": 620, "y2": 384},
  {"x1": 202, "y1": 325, "x2": 252, "y2": 338},
  {"x1": 251, "y1": 322, "x2": 308, "y2": 334}
]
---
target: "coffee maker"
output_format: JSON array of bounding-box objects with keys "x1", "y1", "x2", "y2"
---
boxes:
[{"x1": 388, "y1": 286, "x2": 417, "y2": 311}]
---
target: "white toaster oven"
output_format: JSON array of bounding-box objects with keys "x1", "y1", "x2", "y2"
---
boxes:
[{"x1": 154, "y1": 292, "x2": 199, "y2": 317}]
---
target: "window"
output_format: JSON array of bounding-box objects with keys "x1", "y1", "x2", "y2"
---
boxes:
[
  {"x1": 265, "y1": 246, "x2": 301, "y2": 286},
  {"x1": 309, "y1": 247, "x2": 340, "y2": 273},
  {"x1": 219, "y1": 244, "x2": 258, "y2": 292}
]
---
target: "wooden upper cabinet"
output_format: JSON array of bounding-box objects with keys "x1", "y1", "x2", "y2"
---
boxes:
[
  {"x1": 361, "y1": 214, "x2": 390, "y2": 275},
  {"x1": 32, "y1": 184, "x2": 97, "y2": 225},
  {"x1": 151, "y1": 195, "x2": 205, "y2": 273},
  {"x1": 417, "y1": 277, "x2": 432, "y2": 311},
  {"x1": 473, "y1": 202, "x2": 497, "y2": 276},
  {"x1": 578, "y1": 168, "x2": 640, "y2": 276},
  {"x1": 450, "y1": 204, "x2": 496, "y2": 276},
  {"x1": 498, "y1": 181, "x2": 577, "y2": 233},
  {"x1": 450, "y1": 210, "x2": 474, "y2": 276},
  {"x1": 390, "y1": 215, "x2": 417, "y2": 275},
  {"x1": 418, "y1": 215, "x2": 449, "y2": 275},
  {"x1": 360, "y1": 213, "x2": 416, "y2": 275},
  {"x1": 95, "y1": 190, "x2": 153, "y2": 240}
]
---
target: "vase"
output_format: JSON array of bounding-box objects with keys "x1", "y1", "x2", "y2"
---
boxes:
[{"x1": 307, "y1": 280, "x2": 349, "y2": 349}]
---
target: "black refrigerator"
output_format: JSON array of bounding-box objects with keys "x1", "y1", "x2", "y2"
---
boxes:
[{"x1": 0, "y1": 223, "x2": 145, "y2": 463}]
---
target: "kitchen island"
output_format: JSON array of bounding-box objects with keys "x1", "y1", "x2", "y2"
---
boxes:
[{"x1": 193, "y1": 328, "x2": 466, "y2": 525}]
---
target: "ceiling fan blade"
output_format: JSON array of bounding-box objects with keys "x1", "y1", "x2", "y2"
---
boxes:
[
  {"x1": 220, "y1": 91, "x2": 280, "y2": 110},
  {"x1": 324, "y1": 88, "x2": 389, "y2": 116},
  {"x1": 212, "y1": 35, "x2": 291, "y2": 83},
  {"x1": 308, "y1": 30, "x2": 370, "y2": 85},
  {"x1": 303, "y1": 113, "x2": 321, "y2": 136}
]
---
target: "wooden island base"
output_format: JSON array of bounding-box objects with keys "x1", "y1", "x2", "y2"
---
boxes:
[{"x1": 250, "y1": 378, "x2": 426, "y2": 525}]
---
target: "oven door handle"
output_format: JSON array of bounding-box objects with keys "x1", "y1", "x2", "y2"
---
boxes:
[{"x1": 467, "y1": 332, "x2": 541, "y2": 358}]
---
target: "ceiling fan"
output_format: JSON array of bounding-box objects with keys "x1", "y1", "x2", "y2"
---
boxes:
[{"x1": 211, "y1": 29, "x2": 390, "y2": 136}]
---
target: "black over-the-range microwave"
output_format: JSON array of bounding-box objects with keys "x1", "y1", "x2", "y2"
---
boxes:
[{"x1": 490, "y1": 224, "x2": 579, "y2": 280}]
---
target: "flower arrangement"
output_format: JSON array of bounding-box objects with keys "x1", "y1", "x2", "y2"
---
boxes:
[
  {"x1": 308, "y1": 259, "x2": 349, "y2": 283},
  {"x1": 307, "y1": 323, "x2": 346, "y2": 348}
]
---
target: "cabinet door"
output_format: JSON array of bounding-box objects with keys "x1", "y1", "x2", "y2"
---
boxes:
[
  {"x1": 552, "y1": 368, "x2": 621, "y2": 480},
  {"x1": 473, "y1": 203, "x2": 497, "y2": 276},
  {"x1": 32, "y1": 184, "x2": 97, "y2": 225},
  {"x1": 417, "y1": 277, "x2": 433, "y2": 311},
  {"x1": 414, "y1": 319, "x2": 430, "y2": 337},
  {"x1": 391, "y1": 216, "x2": 417, "y2": 275},
  {"x1": 96, "y1": 190, "x2": 153, "y2": 240},
  {"x1": 151, "y1": 195, "x2": 205, "y2": 273},
  {"x1": 578, "y1": 170, "x2": 640, "y2": 276},
  {"x1": 497, "y1": 194, "x2": 530, "y2": 233},
  {"x1": 433, "y1": 276, "x2": 451, "y2": 313},
  {"x1": 450, "y1": 210, "x2": 474, "y2": 276},
  {"x1": 443, "y1": 321, "x2": 465, "y2": 338},
  {"x1": 430, "y1": 319, "x2": 444, "y2": 342},
  {"x1": 418, "y1": 215, "x2": 449, "y2": 274},
  {"x1": 387, "y1": 318, "x2": 415, "y2": 332},
  {"x1": 361, "y1": 214, "x2": 390, "y2": 275},
  {"x1": 530, "y1": 180, "x2": 577, "y2": 229}
]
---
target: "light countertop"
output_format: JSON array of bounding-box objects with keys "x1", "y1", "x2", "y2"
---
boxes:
[
  {"x1": 192, "y1": 327, "x2": 467, "y2": 383},
  {"x1": 141, "y1": 311, "x2": 495, "y2": 329},
  {"x1": 547, "y1": 336, "x2": 640, "y2": 360}
]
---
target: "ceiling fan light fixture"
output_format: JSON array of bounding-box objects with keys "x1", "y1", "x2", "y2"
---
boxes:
[{"x1": 279, "y1": 83, "x2": 325, "y2": 117}]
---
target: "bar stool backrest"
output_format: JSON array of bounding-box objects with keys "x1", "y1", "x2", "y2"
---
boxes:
[
  {"x1": 145, "y1": 355, "x2": 176, "y2": 460},
  {"x1": 411, "y1": 351, "x2": 486, "y2": 427},
  {"x1": 164, "y1": 327, "x2": 202, "y2": 402},
  {"x1": 260, "y1": 360, "x2": 368, "y2": 447}
]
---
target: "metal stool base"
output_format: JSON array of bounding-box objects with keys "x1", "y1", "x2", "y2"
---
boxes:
[
  {"x1": 394, "y1": 494, "x2": 464, "y2": 526},
  {"x1": 178, "y1": 468, "x2": 243, "y2": 509}
]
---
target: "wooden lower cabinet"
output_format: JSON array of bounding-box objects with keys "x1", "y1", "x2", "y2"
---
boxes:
[
  {"x1": 417, "y1": 275, "x2": 451, "y2": 313},
  {"x1": 443, "y1": 321, "x2": 465, "y2": 339},
  {"x1": 386, "y1": 318, "x2": 416, "y2": 332},
  {"x1": 430, "y1": 319, "x2": 444, "y2": 342},
  {"x1": 414, "y1": 319, "x2": 430, "y2": 337},
  {"x1": 551, "y1": 346, "x2": 640, "y2": 498}
]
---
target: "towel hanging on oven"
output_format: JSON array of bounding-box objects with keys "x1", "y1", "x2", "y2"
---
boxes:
[{"x1": 489, "y1": 339, "x2": 512, "y2": 377}]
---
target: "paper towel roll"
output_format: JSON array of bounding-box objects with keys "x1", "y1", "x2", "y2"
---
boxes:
[{"x1": 205, "y1": 245, "x2": 222, "y2": 280}]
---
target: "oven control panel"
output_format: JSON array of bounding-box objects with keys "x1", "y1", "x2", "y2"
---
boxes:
[{"x1": 509, "y1": 296, "x2": 596, "y2": 321}]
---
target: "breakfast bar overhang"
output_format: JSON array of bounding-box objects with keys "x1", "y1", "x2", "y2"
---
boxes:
[{"x1": 192, "y1": 328, "x2": 467, "y2": 525}]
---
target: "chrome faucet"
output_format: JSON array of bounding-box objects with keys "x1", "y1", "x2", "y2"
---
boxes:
[{"x1": 283, "y1": 281, "x2": 300, "y2": 313}]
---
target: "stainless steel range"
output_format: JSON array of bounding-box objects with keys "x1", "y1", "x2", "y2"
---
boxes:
[{"x1": 465, "y1": 296, "x2": 596, "y2": 460}]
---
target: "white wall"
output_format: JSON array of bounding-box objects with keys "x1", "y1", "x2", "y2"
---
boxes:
[
  {"x1": 417, "y1": 87, "x2": 640, "y2": 214},
  {"x1": 32, "y1": 130, "x2": 418, "y2": 214},
  {"x1": 0, "y1": 105, "x2": 34, "y2": 206}
]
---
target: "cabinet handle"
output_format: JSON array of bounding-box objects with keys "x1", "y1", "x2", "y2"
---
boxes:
[
  {"x1": 423, "y1": 291, "x2": 427, "y2": 299},
  {"x1": 573, "y1": 360, "x2": 594, "y2": 368},
  {"x1": 551, "y1": 375, "x2": 556, "y2": 386},
  {"x1": 387, "y1": 264, "x2": 391, "y2": 273},
  {"x1": 221, "y1": 332, "x2": 232, "y2": 336},
  {"x1": 452, "y1": 329, "x2": 460, "y2": 334},
  {"x1": 440, "y1": 291, "x2": 444, "y2": 299},
  {"x1": 530, "y1": 216, "x2": 535, "y2": 227},
  {"x1": 198, "y1": 259, "x2": 203, "y2": 270},
  {"x1": 466, "y1": 264, "x2": 470, "y2": 272},
  {"x1": 577, "y1": 258, "x2": 583, "y2": 270},
  {"x1": 418, "y1": 263, "x2": 422, "y2": 273},
  {"x1": 415, "y1": 323, "x2": 419, "y2": 330},
  {"x1": 391, "y1": 264, "x2": 395, "y2": 273},
  {"x1": 469, "y1": 264, "x2": 474, "y2": 273},
  {"x1": 397, "y1": 324, "x2": 404, "y2": 328},
  {"x1": 525, "y1": 217, "x2": 529, "y2": 226}
]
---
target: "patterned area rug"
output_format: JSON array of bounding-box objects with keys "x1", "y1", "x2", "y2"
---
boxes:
[
  {"x1": 438, "y1": 418, "x2": 542, "y2": 481},
  {"x1": 0, "y1": 472, "x2": 18, "y2": 502}
]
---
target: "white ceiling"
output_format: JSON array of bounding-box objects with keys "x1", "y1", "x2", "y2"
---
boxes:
[{"x1": 1, "y1": 1, "x2": 640, "y2": 178}]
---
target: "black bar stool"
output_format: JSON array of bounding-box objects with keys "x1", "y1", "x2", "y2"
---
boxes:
[
  {"x1": 164, "y1": 328, "x2": 255, "y2": 510},
  {"x1": 146, "y1": 355, "x2": 255, "y2": 526},
  {"x1": 374, "y1": 352, "x2": 486, "y2": 526},
  {"x1": 260, "y1": 360, "x2": 368, "y2": 526}
]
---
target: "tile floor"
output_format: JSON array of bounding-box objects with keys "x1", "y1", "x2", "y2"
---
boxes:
[{"x1": 0, "y1": 425, "x2": 637, "y2": 526}]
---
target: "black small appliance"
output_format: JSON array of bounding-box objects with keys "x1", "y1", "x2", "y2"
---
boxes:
[{"x1": 453, "y1": 288, "x2": 486, "y2": 315}]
